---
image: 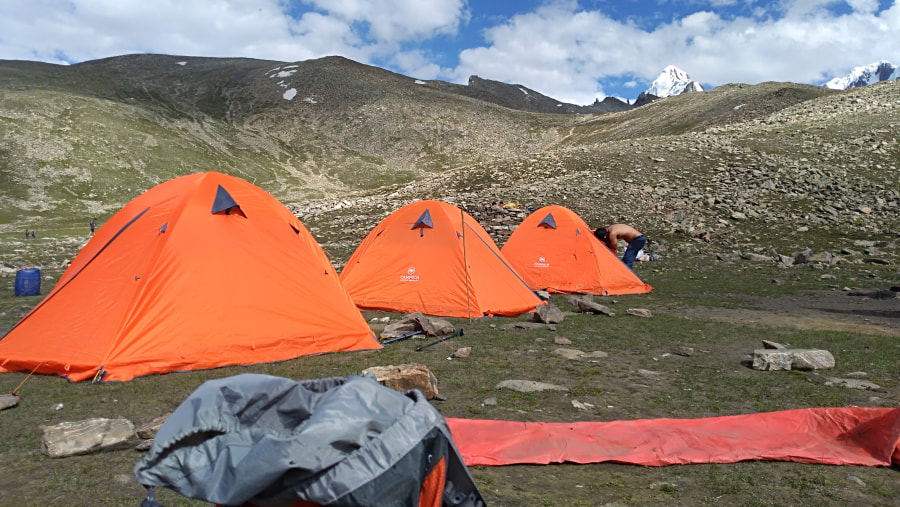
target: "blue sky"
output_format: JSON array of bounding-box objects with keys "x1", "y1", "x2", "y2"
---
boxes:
[{"x1": 0, "y1": 1, "x2": 898, "y2": 104}]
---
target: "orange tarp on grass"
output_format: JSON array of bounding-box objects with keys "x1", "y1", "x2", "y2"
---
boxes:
[
  {"x1": 501, "y1": 205, "x2": 653, "y2": 295},
  {"x1": 0, "y1": 172, "x2": 380, "y2": 382},
  {"x1": 447, "y1": 407, "x2": 900, "y2": 467},
  {"x1": 339, "y1": 200, "x2": 544, "y2": 318}
]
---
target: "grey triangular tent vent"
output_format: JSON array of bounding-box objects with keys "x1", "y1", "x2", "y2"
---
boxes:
[
  {"x1": 537, "y1": 213, "x2": 557, "y2": 229},
  {"x1": 211, "y1": 185, "x2": 245, "y2": 217},
  {"x1": 411, "y1": 210, "x2": 433, "y2": 236},
  {"x1": 159, "y1": 222, "x2": 168, "y2": 234}
]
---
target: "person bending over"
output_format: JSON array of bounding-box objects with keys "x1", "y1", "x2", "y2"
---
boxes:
[{"x1": 594, "y1": 224, "x2": 646, "y2": 270}]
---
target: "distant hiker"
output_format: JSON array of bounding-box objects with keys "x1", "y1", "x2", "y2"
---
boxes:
[
  {"x1": 90, "y1": 218, "x2": 96, "y2": 235},
  {"x1": 595, "y1": 223, "x2": 646, "y2": 270},
  {"x1": 25, "y1": 230, "x2": 29, "y2": 239}
]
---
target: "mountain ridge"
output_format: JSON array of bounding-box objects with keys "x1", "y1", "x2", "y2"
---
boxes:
[{"x1": 1, "y1": 53, "x2": 897, "y2": 258}]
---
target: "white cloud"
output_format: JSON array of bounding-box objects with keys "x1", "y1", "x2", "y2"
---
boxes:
[
  {"x1": 302, "y1": 0, "x2": 468, "y2": 42},
  {"x1": 0, "y1": 0, "x2": 898, "y2": 105},
  {"x1": 447, "y1": 1, "x2": 900, "y2": 104}
]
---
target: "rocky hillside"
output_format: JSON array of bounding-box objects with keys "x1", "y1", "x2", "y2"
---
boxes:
[{"x1": 1, "y1": 54, "x2": 898, "y2": 273}]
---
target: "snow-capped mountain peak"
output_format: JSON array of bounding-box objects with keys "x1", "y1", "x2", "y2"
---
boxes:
[
  {"x1": 644, "y1": 65, "x2": 704, "y2": 98},
  {"x1": 825, "y1": 61, "x2": 899, "y2": 90}
]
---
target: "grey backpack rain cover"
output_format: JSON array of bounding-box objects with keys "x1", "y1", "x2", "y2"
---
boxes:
[{"x1": 134, "y1": 373, "x2": 484, "y2": 507}]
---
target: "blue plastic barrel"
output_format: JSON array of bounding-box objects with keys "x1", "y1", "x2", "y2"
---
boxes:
[{"x1": 14, "y1": 268, "x2": 41, "y2": 297}]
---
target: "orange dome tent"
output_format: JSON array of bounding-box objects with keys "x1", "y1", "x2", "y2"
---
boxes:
[
  {"x1": 339, "y1": 200, "x2": 544, "y2": 318},
  {"x1": 0, "y1": 172, "x2": 380, "y2": 382},
  {"x1": 501, "y1": 205, "x2": 653, "y2": 295}
]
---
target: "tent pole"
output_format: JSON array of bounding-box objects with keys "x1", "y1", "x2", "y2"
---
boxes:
[{"x1": 461, "y1": 208, "x2": 471, "y2": 321}]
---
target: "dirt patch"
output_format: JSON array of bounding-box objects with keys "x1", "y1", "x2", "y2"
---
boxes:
[{"x1": 675, "y1": 290, "x2": 900, "y2": 337}]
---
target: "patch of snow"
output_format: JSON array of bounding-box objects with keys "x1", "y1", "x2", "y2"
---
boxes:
[
  {"x1": 556, "y1": 103, "x2": 562, "y2": 107},
  {"x1": 646, "y1": 65, "x2": 704, "y2": 98},
  {"x1": 275, "y1": 70, "x2": 296, "y2": 78},
  {"x1": 176, "y1": 61, "x2": 187, "y2": 66},
  {"x1": 734, "y1": 104, "x2": 745, "y2": 110},
  {"x1": 825, "y1": 60, "x2": 899, "y2": 90},
  {"x1": 304, "y1": 96, "x2": 318, "y2": 104},
  {"x1": 283, "y1": 88, "x2": 297, "y2": 101},
  {"x1": 414, "y1": 79, "x2": 426, "y2": 85},
  {"x1": 519, "y1": 87, "x2": 528, "y2": 95}
]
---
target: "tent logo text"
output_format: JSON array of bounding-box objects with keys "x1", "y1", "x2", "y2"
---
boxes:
[
  {"x1": 533, "y1": 256, "x2": 550, "y2": 268},
  {"x1": 400, "y1": 266, "x2": 419, "y2": 282}
]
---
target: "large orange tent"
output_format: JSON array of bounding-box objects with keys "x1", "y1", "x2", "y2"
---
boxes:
[
  {"x1": 0, "y1": 172, "x2": 380, "y2": 382},
  {"x1": 339, "y1": 200, "x2": 544, "y2": 318},
  {"x1": 501, "y1": 205, "x2": 653, "y2": 295}
]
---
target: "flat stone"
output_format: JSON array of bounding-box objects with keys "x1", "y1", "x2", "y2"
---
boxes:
[
  {"x1": 0, "y1": 393, "x2": 19, "y2": 411},
  {"x1": 496, "y1": 380, "x2": 568, "y2": 392},
  {"x1": 824, "y1": 377, "x2": 883, "y2": 391},
  {"x1": 40, "y1": 418, "x2": 137, "y2": 458},
  {"x1": 752, "y1": 349, "x2": 835, "y2": 371},
  {"x1": 626, "y1": 308, "x2": 652, "y2": 318},
  {"x1": 553, "y1": 348, "x2": 584, "y2": 359}
]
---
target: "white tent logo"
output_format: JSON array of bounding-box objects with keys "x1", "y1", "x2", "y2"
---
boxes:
[
  {"x1": 534, "y1": 256, "x2": 550, "y2": 268},
  {"x1": 400, "y1": 266, "x2": 419, "y2": 282}
]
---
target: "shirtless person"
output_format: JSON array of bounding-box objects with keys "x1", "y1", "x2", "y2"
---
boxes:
[{"x1": 594, "y1": 224, "x2": 646, "y2": 270}]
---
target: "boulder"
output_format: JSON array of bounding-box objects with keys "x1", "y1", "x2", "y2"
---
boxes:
[
  {"x1": 40, "y1": 418, "x2": 137, "y2": 458},
  {"x1": 751, "y1": 349, "x2": 835, "y2": 371},
  {"x1": 533, "y1": 303, "x2": 565, "y2": 324},
  {"x1": 362, "y1": 363, "x2": 439, "y2": 399}
]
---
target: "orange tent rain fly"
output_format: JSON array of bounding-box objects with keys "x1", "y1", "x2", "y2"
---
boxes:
[
  {"x1": 501, "y1": 205, "x2": 653, "y2": 295},
  {"x1": 0, "y1": 172, "x2": 380, "y2": 382},
  {"x1": 340, "y1": 200, "x2": 544, "y2": 318}
]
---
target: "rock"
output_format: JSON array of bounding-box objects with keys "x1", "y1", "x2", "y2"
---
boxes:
[
  {"x1": 408, "y1": 312, "x2": 455, "y2": 336},
  {"x1": 824, "y1": 377, "x2": 883, "y2": 391},
  {"x1": 752, "y1": 349, "x2": 835, "y2": 371},
  {"x1": 571, "y1": 399, "x2": 595, "y2": 410},
  {"x1": 0, "y1": 393, "x2": 19, "y2": 411},
  {"x1": 675, "y1": 346, "x2": 694, "y2": 357},
  {"x1": 380, "y1": 320, "x2": 420, "y2": 338},
  {"x1": 553, "y1": 348, "x2": 608, "y2": 360},
  {"x1": 846, "y1": 474, "x2": 867, "y2": 488},
  {"x1": 761, "y1": 340, "x2": 787, "y2": 349},
  {"x1": 135, "y1": 414, "x2": 170, "y2": 440},
  {"x1": 553, "y1": 336, "x2": 572, "y2": 345},
  {"x1": 362, "y1": 363, "x2": 439, "y2": 399},
  {"x1": 553, "y1": 348, "x2": 585, "y2": 360},
  {"x1": 495, "y1": 380, "x2": 568, "y2": 392},
  {"x1": 535, "y1": 290, "x2": 551, "y2": 301},
  {"x1": 451, "y1": 347, "x2": 472, "y2": 358},
  {"x1": 482, "y1": 397, "x2": 498, "y2": 406},
  {"x1": 40, "y1": 418, "x2": 137, "y2": 458},
  {"x1": 533, "y1": 303, "x2": 565, "y2": 324},
  {"x1": 571, "y1": 297, "x2": 615, "y2": 316},
  {"x1": 626, "y1": 308, "x2": 652, "y2": 318}
]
